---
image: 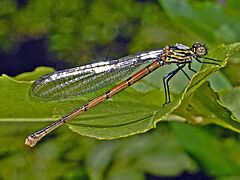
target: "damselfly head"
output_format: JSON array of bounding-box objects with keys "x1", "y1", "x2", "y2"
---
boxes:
[{"x1": 192, "y1": 42, "x2": 208, "y2": 57}]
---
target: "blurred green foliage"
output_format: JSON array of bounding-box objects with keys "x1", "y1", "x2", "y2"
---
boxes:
[
  {"x1": 0, "y1": 0, "x2": 240, "y2": 179},
  {"x1": 1, "y1": 0, "x2": 239, "y2": 63}
]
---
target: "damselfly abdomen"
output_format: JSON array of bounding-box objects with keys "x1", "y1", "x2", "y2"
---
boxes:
[{"x1": 25, "y1": 42, "x2": 220, "y2": 147}]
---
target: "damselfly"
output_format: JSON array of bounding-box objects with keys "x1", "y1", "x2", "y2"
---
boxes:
[{"x1": 25, "y1": 42, "x2": 221, "y2": 147}]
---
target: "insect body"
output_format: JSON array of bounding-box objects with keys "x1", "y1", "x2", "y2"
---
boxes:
[{"x1": 25, "y1": 42, "x2": 220, "y2": 147}]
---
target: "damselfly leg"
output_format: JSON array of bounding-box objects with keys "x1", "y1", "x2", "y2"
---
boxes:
[
  {"x1": 178, "y1": 64, "x2": 191, "y2": 80},
  {"x1": 196, "y1": 57, "x2": 222, "y2": 66},
  {"x1": 188, "y1": 63, "x2": 197, "y2": 73},
  {"x1": 163, "y1": 63, "x2": 186, "y2": 105},
  {"x1": 162, "y1": 56, "x2": 221, "y2": 105}
]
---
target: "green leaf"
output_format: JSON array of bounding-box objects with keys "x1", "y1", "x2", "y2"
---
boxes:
[
  {"x1": 173, "y1": 43, "x2": 240, "y2": 132},
  {"x1": 220, "y1": 87, "x2": 240, "y2": 120},
  {"x1": 87, "y1": 141, "x2": 120, "y2": 180},
  {"x1": 14, "y1": 67, "x2": 54, "y2": 81},
  {"x1": 68, "y1": 43, "x2": 238, "y2": 138},
  {"x1": 159, "y1": 0, "x2": 240, "y2": 43},
  {"x1": 68, "y1": 88, "x2": 165, "y2": 139},
  {"x1": 0, "y1": 71, "x2": 59, "y2": 121},
  {"x1": 175, "y1": 82, "x2": 240, "y2": 133},
  {"x1": 172, "y1": 122, "x2": 240, "y2": 177},
  {"x1": 221, "y1": 50, "x2": 240, "y2": 86},
  {"x1": 87, "y1": 125, "x2": 197, "y2": 179},
  {"x1": 0, "y1": 43, "x2": 239, "y2": 140}
]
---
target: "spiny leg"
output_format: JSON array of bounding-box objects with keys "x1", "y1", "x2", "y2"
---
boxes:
[
  {"x1": 188, "y1": 63, "x2": 197, "y2": 73},
  {"x1": 177, "y1": 64, "x2": 190, "y2": 80},
  {"x1": 163, "y1": 64, "x2": 186, "y2": 105},
  {"x1": 195, "y1": 57, "x2": 221, "y2": 66}
]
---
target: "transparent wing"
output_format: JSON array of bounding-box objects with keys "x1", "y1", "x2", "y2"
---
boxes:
[{"x1": 29, "y1": 49, "x2": 163, "y2": 101}]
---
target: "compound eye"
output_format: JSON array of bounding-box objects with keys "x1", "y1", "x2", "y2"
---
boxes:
[{"x1": 192, "y1": 42, "x2": 208, "y2": 57}]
